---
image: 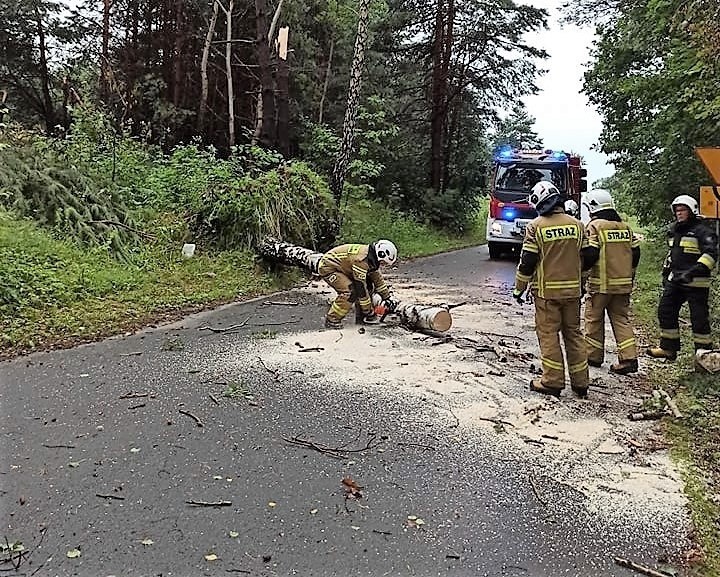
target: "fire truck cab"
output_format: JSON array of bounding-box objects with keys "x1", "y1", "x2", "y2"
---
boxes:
[{"x1": 485, "y1": 146, "x2": 587, "y2": 259}]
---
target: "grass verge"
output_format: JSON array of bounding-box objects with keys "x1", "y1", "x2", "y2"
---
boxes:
[{"x1": 632, "y1": 237, "x2": 720, "y2": 576}]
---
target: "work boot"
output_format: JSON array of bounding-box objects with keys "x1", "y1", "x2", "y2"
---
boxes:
[
  {"x1": 610, "y1": 359, "x2": 639, "y2": 375},
  {"x1": 571, "y1": 385, "x2": 589, "y2": 399},
  {"x1": 324, "y1": 317, "x2": 342, "y2": 329},
  {"x1": 529, "y1": 379, "x2": 561, "y2": 398},
  {"x1": 588, "y1": 359, "x2": 603, "y2": 368},
  {"x1": 646, "y1": 347, "x2": 677, "y2": 361},
  {"x1": 362, "y1": 313, "x2": 380, "y2": 325}
]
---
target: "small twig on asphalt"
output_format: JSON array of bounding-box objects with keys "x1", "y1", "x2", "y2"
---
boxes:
[
  {"x1": 247, "y1": 319, "x2": 301, "y2": 326},
  {"x1": 258, "y1": 357, "x2": 281, "y2": 381},
  {"x1": 42, "y1": 444, "x2": 75, "y2": 449},
  {"x1": 263, "y1": 301, "x2": 299, "y2": 306},
  {"x1": 225, "y1": 569, "x2": 252, "y2": 574},
  {"x1": 398, "y1": 442, "x2": 436, "y2": 451},
  {"x1": 198, "y1": 316, "x2": 253, "y2": 333},
  {"x1": 445, "y1": 553, "x2": 461, "y2": 560},
  {"x1": 297, "y1": 347, "x2": 324, "y2": 353},
  {"x1": 128, "y1": 403, "x2": 146, "y2": 410},
  {"x1": 658, "y1": 388, "x2": 683, "y2": 418},
  {"x1": 372, "y1": 529, "x2": 393, "y2": 536},
  {"x1": 529, "y1": 476, "x2": 547, "y2": 507},
  {"x1": 96, "y1": 493, "x2": 125, "y2": 500},
  {"x1": 208, "y1": 394, "x2": 220, "y2": 405},
  {"x1": 283, "y1": 434, "x2": 381, "y2": 459},
  {"x1": 476, "y1": 416, "x2": 515, "y2": 428},
  {"x1": 613, "y1": 557, "x2": 673, "y2": 577},
  {"x1": 446, "y1": 302, "x2": 467, "y2": 310},
  {"x1": 119, "y1": 351, "x2": 143, "y2": 356},
  {"x1": 186, "y1": 500, "x2": 232, "y2": 507},
  {"x1": 179, "y1": 409, "x2": 204, "y2": 427},
  {"x1": 476, "y1": 330, "x2": 526, "y2": 341},
  {"x1": 119, "y1": 391, "x2": 149, "y2": 399}
]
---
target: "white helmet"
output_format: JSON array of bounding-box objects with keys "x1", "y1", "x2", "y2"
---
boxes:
[
  {"x1": 671, "y1": 194, "x2": 699, "y2": 216},
  {"x1": 374, "y1": 239, "x2": 397, "y2": 266},
  {"x1": 564, "y1": 199, "x2": 579, "y2": 216},
  {"x1": 583, "y1": 189, "x2": 615, "y2": 215},
  {"x1": 529, "y1": 181, "x2": 562, "y2": 215}
]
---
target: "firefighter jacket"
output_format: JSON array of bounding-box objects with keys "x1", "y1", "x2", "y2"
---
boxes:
[
  {"x1": 582, "y1": 210, "x2": 641, "y2": 294},
  {"x1": 662, "y1": 217, "x2": 718, "y2": 288},
  {"x1": 318, "y1": 244, "x2": 391, "y2": 313},
  {"x1": 514, "y1": 209, "x2": 587, "y2": 299}
]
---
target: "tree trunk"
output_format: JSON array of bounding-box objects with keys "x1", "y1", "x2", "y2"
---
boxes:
[
  {"x1": 330, "y1": 0, "x2": 371, "y2": 204},
  {"x1": 199, "y1": 0, "x2": 220, "y2": 132},
  {"x1": 255, "y1": 0, "x2": 276, "y2": 148},
  {"x1": 276, "y1": 27, "x2": 290, "y2": 157},
  {"x1": 99, "y1": 0, "x2": 111, "y2": 102},
  {"x1": 34, "y1": 3, "x2": 56, "y2": 133},
  {"x1": 172, "y1": 0, "x2": 185, "y2": 107},
  {"x1": 217, "y1": 0, "x2": 235, "y2": 147},
  {"x1": 318, "y1": 38, "x2": 334, "y2": 124},
  {"x1": 429, "y1": 0, "x2": 453, "y2": 192}
]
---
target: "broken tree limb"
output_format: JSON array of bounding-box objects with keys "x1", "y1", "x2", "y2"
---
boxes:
[
  {"x1": 658, "y1": 388, "x2": 683, "y2": 418},
  {"x1": 256, "y1": 238, "x2": 454, "y2": 332},
  {"x1": 613, "y1": 557, "x2": 673, "y2": 577}
]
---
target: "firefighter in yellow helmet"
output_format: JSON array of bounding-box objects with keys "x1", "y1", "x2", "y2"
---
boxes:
[
  {"x1": 581, "y1": 189, "x2": 641, "y2": 375},
  {"x1": 513, "y1": 181, "x2": 590, "y2": 398},
  {"x1": 318, "y1": 239, "x2": 397, "y2": 329}
]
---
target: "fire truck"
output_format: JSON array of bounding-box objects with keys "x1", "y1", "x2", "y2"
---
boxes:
[{"x1": 485, "y1": 146, "x2": 587, "y2": 259}]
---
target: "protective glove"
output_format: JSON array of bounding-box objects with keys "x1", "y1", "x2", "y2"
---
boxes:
[
  {"x1": 512, "y1": 288, "x2": 525, "y2": 305},
  {"x1": 671, "y1": 270, "x2": 694, "y2": 285},
  {"x1": 363, "y1": 313, "x2": 381, "y2": 325},
  {"x1": 382, "y1": 297, "x2": 399, "y2": 313}
]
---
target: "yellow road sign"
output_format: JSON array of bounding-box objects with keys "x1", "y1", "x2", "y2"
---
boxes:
[
  {"x1": 695, "y1": 147, "x2": 720, "y2": 184},
  {"x1": 700, "y1": 186, "x2": 720, "y2": 219}
]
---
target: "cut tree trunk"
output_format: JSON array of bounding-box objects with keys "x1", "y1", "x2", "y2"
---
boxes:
[{"x1": 256, "y1": 239, "x2": 453, "y2": 332}]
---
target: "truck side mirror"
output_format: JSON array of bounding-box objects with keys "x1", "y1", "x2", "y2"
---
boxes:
[
  {"x1": 579, "y1": 179, "x2": 588, "y2": 192},
  {"x1": 579, "y1": 168, "x2": 588, "y2": 178}
]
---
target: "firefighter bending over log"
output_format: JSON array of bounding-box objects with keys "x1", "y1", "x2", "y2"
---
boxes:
[{"x1": 318, "y1": 240, "x2": 399, "y2": 329}]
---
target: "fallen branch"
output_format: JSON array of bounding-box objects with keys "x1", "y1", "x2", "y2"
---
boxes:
[
  {"x1": 529, "y1": 476, "x2": 547, "y2": 506},
  {"x1": 476, "y1": 416, "x2": 515, "y2": 428},
  {"x1": 87, "y1": 219, "x2": 156, "y2": 240},
  {"x1": 613, "y1": 557, "x2": 673, "y2": 577},
  {"x1": 198, "y1": 316, "x2": 253, "y2": 333},
  {"x1": 186, "y1": 500, "x2": 232, "y2": 507},
  {"x1": 282, "y1": 434, "x2": 380, "y2": 459},
  {"x1": 263, "y1": 301, "x2": 299, "y2": 306},
  {"x1": 96, "y1": 493, "x2": 125, "y2": 500},
  {"x1": 119, "y1": 391, "x2": 149, "y2": 399},
  {"x1": 258, "y1": 357, "x2": 281, "y2": 381},
  {"x1": 179, "y1": 409, "x2": 204, "y2": 427},
  {"x1": 658, "y1": 388, "x2": 683, "y2": 418}
]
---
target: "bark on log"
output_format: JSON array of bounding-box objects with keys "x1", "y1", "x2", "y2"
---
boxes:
[{"x1": 256, "y1": 239, "x2": 453, "y2": 332}]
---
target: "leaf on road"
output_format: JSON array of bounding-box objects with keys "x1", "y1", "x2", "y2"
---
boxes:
[
  {"x1": 130, "y1": 447, "x2": 141, "y2": 453},
  {"x1": 205, "y1": 553, "x2": 218, "y2": 561},
  {"x1": 213, "y1": 475, "x2": 223, "y2": 480},
  {"x1": 66, "y1": 548, "x2": 81, "y2": 558},
  {"x1": 141, "y1": 539, "x2": 154, "y2": 546},
  {"x1": 68, "y1": 462, "x2": 80, "y2": 468},
  {"x1": 342, "y1": 476, "x2": 363, "y2": 499},
  {"x1": 310, "y1": 509, "x2": 318, "y2": 515},
  {"x1": 268, "y1": 501, "x2": 276, "y2": 507},
  {"x1": 229, "y1": 531, "x2": 239, "y2": 538},
  {"x1": 406, "y1": 515, "x2": 425, "y2": 528}
]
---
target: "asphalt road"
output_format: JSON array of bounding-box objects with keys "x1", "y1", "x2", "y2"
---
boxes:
[{"x1": 1, "y1": 245, "x2": 686, "y2": 576}]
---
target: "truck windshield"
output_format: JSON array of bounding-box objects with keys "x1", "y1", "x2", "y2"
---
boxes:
[{"x1": 494, "y1": 163, "x2": 567, "y2": 193}]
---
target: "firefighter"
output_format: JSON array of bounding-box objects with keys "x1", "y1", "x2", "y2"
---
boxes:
[
  {"x1": 581, "y1": 189, "x2": 641, "y2": 375},
  {"x1": 318, "y1": 239, "x2": 397, "y2": 329},
  {"x1": 513, "y1": 181, "x2": 590, "y2": 398},
  {"x1": 647, "y1": 195, "x2": 718, "y2": 359}
]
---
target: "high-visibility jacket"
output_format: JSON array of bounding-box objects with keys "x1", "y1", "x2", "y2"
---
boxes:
[
  {"x1": 585, "y1": 218, "x2": 640, "y2": 294},
  {"x1": 662, "y1": 218, "x2": 718, "y2": 288},
  {"x1": 318, "y1": 244, "x2": 390, "y2": 313},
  {"x1": 515, "y1": 209, "x2": 587, "y2": 299}
]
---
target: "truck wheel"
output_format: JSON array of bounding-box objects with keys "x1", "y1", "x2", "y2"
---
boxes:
[{"x1": 488, "y1": 242, "x2": 502, "y2": 260}]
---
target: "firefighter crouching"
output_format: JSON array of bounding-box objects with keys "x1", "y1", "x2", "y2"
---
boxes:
[
  {"x1": 581, "y1": 189, "x2": 641, "y2": 375},
  {"x1": 318, "y1": 240, "x2": 397, "y2": 329},
  {"x1": 647, "y1": 195, "x2": 718, "y2": 360},
  {"x1": 513, "y1": 181, "x2": 590, "y2": 398}
]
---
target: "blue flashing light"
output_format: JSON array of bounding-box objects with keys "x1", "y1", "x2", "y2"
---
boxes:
[
  {"x1": 493, "y1": 144, "x2": 516, "y2": 161},
  {"x1": 501, "y1": 207, "x2": 517, "y2": 221},
  {"x1": 551, "y1": 150, "x2": 568, "y2": 161}
]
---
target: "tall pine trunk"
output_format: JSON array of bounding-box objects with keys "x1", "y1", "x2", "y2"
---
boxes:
[
  {"x1": 429, "y1": 0, "x2": 453, "y2": 192},
  {"x1": 254, "y1": 0, "x2": 276, "y2": 148},
  {"x1": 34, "y1": 3, "x2": 56, "y2": 133},
  {"x1": 199, "y1": 0, "x2": 220, "y2": 132},
  {"x1": 330, "y1": 0, "x2": 371, "y2": 204}
]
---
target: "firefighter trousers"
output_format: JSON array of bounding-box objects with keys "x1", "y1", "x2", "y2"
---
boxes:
[
  {"x1": 584, "y1": 293, "x2": 637, "y2": 364},
  {"x1": 534, "y1": 297, "x2": 589, "y2": 390},
  {"x1": 658, "y1": 281, "x2": 713, "y2": 351},
  {"x1": 319, "y1": 268, "x2": 374, "y2": 323}
]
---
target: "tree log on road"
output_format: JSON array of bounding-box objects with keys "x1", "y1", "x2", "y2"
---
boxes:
[{"x1": 256, "y1": 239, "x2": 453, "y2": 332}]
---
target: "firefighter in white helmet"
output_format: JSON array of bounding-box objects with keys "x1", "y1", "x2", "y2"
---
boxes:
[
  {"x1": 318, "y1": 239, "x2": 398, "y2": 329},
  {"x1": 647, "y1": 195, "x2": 717, "y2": 359},
  {"x1": 512, "y1": 181, "x2": 590, "y2": 398},
  {"x1": 581, "y1": 189, "x2": 641, "y2": 374}
]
